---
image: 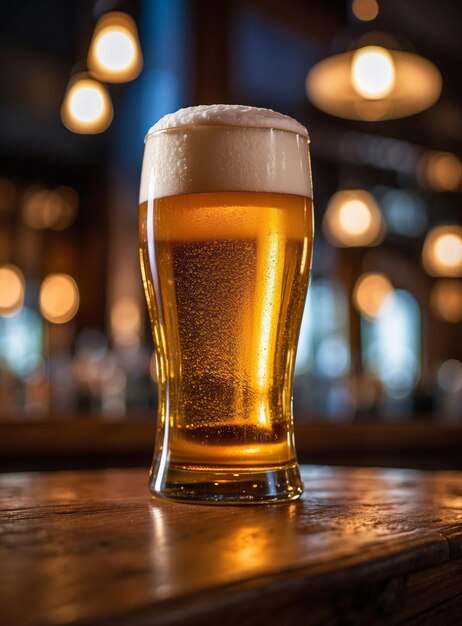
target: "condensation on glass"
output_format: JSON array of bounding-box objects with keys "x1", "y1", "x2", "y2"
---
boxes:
[{"x1": 139, "y1": 105, "x2": 313, "y2": 503}]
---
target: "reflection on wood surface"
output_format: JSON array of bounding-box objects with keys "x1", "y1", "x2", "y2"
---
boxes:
[{"x1": 1, "y1": 465, "x2": 462, "y2": 625}]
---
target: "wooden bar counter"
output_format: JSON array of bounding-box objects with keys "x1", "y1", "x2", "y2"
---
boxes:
[{"x1": 1, "y1": 466, "x2": 462, "y2": 625}]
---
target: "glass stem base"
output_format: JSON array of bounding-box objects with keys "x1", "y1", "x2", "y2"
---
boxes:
[{"x1": 149, "y1": 462, "x2": 304, "y2": 504}]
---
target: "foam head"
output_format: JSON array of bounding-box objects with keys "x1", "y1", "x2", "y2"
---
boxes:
[{"x1": 140, "y1": 105, "x2": 311, "y2": 202}]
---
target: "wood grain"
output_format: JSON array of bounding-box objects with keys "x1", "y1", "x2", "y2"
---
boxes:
[{"x1": 1, "y1": 466, "x2": 462, "y2": 625}]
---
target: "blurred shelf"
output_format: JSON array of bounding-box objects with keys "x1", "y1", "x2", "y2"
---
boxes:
[
  {"x1": 295, "y1": 419, "x2": 462, "y2": 471},
  {"x1": 0, "y1": 416, "x2": 461, "y2": 472},
  {"x1": 0, "y1": 413, "x2": 155, "y2": 472}
]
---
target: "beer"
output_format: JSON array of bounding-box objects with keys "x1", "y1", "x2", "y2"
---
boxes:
[{"x1": 140, "y1": 105, "x2": 313, "y2": 503}]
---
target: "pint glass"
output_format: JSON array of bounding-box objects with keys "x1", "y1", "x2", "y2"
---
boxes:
[{"x1": 139, "y1": 105, "x2": 313, "y2": 503}]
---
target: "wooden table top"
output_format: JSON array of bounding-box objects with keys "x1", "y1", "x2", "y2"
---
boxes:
[{"x1": 1, "y1": 466, "x2": 462, "y2": 626}]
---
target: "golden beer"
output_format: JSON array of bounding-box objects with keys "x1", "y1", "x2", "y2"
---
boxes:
[{"x1": 140, "y1": 106, "x2": 313, "y2": 503}]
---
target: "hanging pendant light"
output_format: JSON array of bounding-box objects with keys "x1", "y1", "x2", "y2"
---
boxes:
[
  {"x1": 61, "y1": 72, "x2": 113, "y2": 134},
  {"x1": 88, "y1": 11, "x2": 143, "y2": 83},
  {"x1": 307, "y1": 41, "x2": 442, "y2": 121}
]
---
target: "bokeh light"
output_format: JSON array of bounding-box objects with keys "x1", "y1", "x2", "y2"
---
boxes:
[
  {"x1": 352, "y1": 0, "x2": 379, "y2": 21},
  {"x1": 430, "y1": 280, "x2": 462, "y2": 323},
  {"x1": 338, "y1": 199, "x2": 371, "y2": 235},
  {"x1": 351, "y1": 47, "x2": 396, "y2": 100},
  {"x1": 96, "y1": 30, "x2": 136, "y2": 72},
  {"x1": 422, "y1": 225, "x2": 462, "y2": 277},
  {"x1": 307, "y1": 49, "x2": 441, "y2": 121},
  {"x1": 418, "y1": 151, "x2": 462, "y2": 192},
  {"x1": 22, "y1": 186, "x2": 78, "y2": 230},
  {"x1": 70, "y1": 85, "x2": 104, "y2": 122},
  {"x1": 0, "y1": 265, "x2": 25, "y2": 317},
  {"x1": 353, "y1": 273, "x2": 393, "y2": 319},
  {"x1": 61, "y1": 76, "x2": 113, "y2": 134},
  {"x1": 0, "y1": 307, "x2": 42, "y2": 377},
  {"x1": 110, "y1": 297, "x2": 141, "y2": 347},
  {"x1": 88, "y1": 12, "x2": 143, "y2": 83},
  {"x1": 378, "y1": 188, "x2": 427, "y2": 236},
  {"x1": 316, "y1": 336, "x2": 350, "y2": 378},
  {"x1": 362, "y1": 290, "x2": 420, "y2": 398},
  {"x1": 323, "y1": 190, "x2": 384, "y2": 247},
  {"x1": 39, "y1": 274, "x2": 80, "y2": 324},
  {"x1": 434, "y1": 235, "x2": 462, "y2": 267},
  {"x1": 52, "y1": 187, "x2": 79, "y2": 231},
  {"x1": 437, "y1": 360, "x2": 462, "y2": 394}
]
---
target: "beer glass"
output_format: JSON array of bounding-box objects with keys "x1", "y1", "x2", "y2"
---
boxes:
[{"x1": 139, "y1": 105, "x2": 313, "y2": 503}]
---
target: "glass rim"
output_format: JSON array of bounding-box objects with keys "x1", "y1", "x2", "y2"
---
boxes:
[{"x1": 144, "y1": 124, "x2": 310, "y2": 144}]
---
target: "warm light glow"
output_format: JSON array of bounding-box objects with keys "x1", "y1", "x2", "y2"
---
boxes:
[
  {"x1": 22, "y1": 188, "x2": 49, "y2": 229},
  {"x1": 422, "y1": 226, "x2": 462, "y2": 277},
  {"x1": 39, "y1": 274, "x2": 79, "y2": 324},
  {"x1": 96, "y1": 30, "x2": 136, "y2": 72},
  {"x1": 110, "y1": 297, "x2": 141, "y2": 347},
  {"x1": 323, "y1": 190, "x2": 384, "y2": 247},
  {"x1": 352, "y1": 47, "x2": 395, "y2": 100},
  {"x1": 353, "y1": 273, "x2": 393, "y2": 319},
  {"x1": 22, "y1": 186, "x2": 78, "y2": 230},
  {"x1": 418, "y1": 151, "x2": 462, "y2": 192},
  {"x1": 434, "y1": 235, "x2": 462, "y2": 268},
  {"x1": 430, "y1": 280, "x2": 462, "y2": 323},
  {"x1": 51, "y1": 187, "x2": 79, "y2": 231},
  {"x1": 307, "y1": 49, "x2": 442, "y2": 121},
  {"x1": 61, "y1": 75, "x2": 113, "y2": 134},
  {"x1": 0, "y1": 265, "x2": 25, "y2": 317},
  {"x1": 88, "y1": 12, "x2": 143, "y2": 83},
  {"x1": 338, "y1": 199, "x2": 372, "y2": 235},
  {"x1": 70, "y1": 86, "x2": 104, "y2": 122},
  {"x1": 352, "y1": 0, "x2": 379, "y2": 21}
]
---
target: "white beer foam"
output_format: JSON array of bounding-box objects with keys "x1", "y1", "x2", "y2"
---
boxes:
[
  {"x1": 140, "y1": 105, "x2": 312, "y2": 202},
  {"x1": 146, "y1": 105, "x2": 309, "y2": 137}
]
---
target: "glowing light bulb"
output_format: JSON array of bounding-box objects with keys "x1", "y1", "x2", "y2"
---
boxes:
[
  {"x1": 307, "y1": 47, "x2": 441, "y2": 121},
  {"x1": 70, "y1": 85, "x2": 104, "y2": 123},
  {"x1": 39, "y1": 274, "x2": 79, "y2": 324},
  {"x1": 88, "y1": 12, "x2": 143, "y2": 83},
  {"x1": 0, "y1": 265, "x2": 24, "y2": 317},
  {"x1": 61, "y1": 76, "x2": 113, "y2": 134},
  {"x1": 352, "y1": 46, "x2": 396, "y2": 100},
  {"x1": 95, "y1": 29, "x2": 136, "y2": 72},
  {"x1": 353, "y1": 273, "x2": 393, "y2": 319},
  {"x1": 434, "y1": 234, "x2": 462, "y2": 268},
  {"x1": 423, "y1": 226, "x2": 462, "y2": 277},
  {"x1": 323, "y1": 190, "x2": 384, "y2": 247},
  {"x1": 338, "y1": 199, "x2": 372, "y2": 235}
]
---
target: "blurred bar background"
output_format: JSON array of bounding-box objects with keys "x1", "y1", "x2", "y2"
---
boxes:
[{"x1": 0, "y1": 0, "x2": 461, "y2": 471}]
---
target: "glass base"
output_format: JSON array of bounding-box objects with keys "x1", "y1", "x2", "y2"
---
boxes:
[{"x1": 149, "y1": 462, "x2": 304, "y2": 505}]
